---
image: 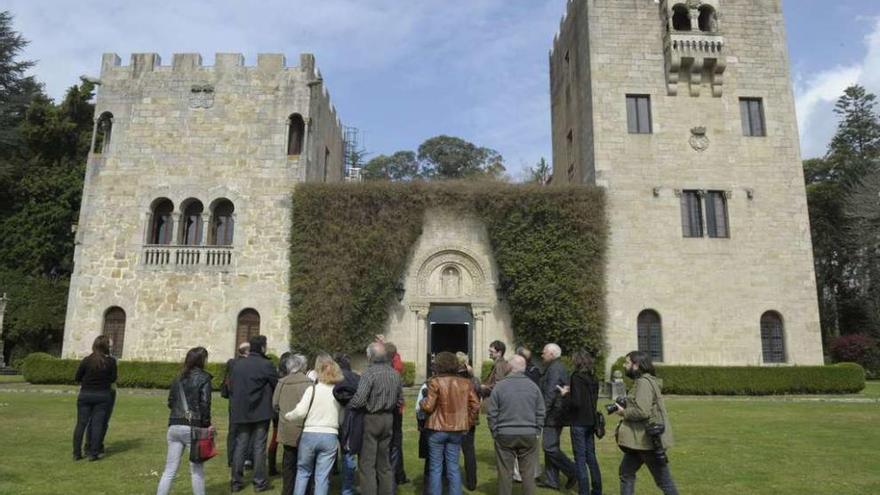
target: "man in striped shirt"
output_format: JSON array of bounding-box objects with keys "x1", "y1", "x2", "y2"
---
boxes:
[{"x1": 349, "y1": 342, "x2": 403, "y2": 495}]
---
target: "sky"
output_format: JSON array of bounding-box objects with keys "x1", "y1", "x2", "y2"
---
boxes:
[{"x1": 6, "y1": 0, "x2": 880, "y2": 178}]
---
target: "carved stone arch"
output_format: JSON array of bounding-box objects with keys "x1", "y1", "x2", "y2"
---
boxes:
[{"x1": 416, "y1": 248, "x2": 488, "y2": 299}]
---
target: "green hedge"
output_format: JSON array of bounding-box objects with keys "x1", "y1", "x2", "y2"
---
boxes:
[
  {"x1": 402, "y1": 361, "x2": 415, "y2": 387},
  {"x1": 22, "y1": 353, "x2": 227, "y2": 390},
  {"x1": 290, "y1": 181, "x2": 607, "y2": 359},
  {"x1": 653, "y1": 363, "x2": 866, "y2": 395}
]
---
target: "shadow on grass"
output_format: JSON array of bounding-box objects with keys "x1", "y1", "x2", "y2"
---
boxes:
[{"x1": 107, "y1": 437, "x2": 145, "y2": 455}]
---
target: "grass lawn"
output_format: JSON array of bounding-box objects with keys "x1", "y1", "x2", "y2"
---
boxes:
[{"x1": 1, "y1": 383, "x2": 878, "y2": 495}]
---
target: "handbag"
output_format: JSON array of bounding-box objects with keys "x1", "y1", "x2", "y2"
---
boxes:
[
  {"x1": 594, "y1": 411, "x2": 606, "y2": 439},
  {"x1": 178, "y1": 382, "x2": 218, "y2": 463}
]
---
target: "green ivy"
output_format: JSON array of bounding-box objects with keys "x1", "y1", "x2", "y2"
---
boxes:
[{"x1": 290, "y1": 181, "x2": 607, "y2": 361}]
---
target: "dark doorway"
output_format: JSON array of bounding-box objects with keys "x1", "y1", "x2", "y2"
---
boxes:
[{"x1": 427, "y1": 305, "x2": 473, "y2": 378}]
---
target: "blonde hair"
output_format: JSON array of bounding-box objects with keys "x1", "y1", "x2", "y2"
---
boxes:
[
  {"x1": 314, "y1": 353, "x2": 344, "y2": 385},
  {"x1": 455, "y1": 351, "x2": 469, "y2": 367}
]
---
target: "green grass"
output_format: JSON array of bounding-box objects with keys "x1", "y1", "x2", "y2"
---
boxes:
[
  {"x1": 0, "y1": 374, "x2": 24, "y2": 383},
  {"x1": 0, "y1": 384, "x2": 878, "y2": 494}
]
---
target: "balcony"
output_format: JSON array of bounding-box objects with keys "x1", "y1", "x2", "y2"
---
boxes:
[
  {"x1": 142, "y1": 245, "x2": 233, "y2": 270},
  {"x1": 664, "y1": 32, "x2": 726, "y2": 97}
]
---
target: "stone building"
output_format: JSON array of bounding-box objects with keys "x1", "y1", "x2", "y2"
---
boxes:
[
  {"x1": 549, "y1": 0, "x2": 824, "y2": 365},
  {"x1": 62, "y1": 52, "x2": 344, "y2": 360}
]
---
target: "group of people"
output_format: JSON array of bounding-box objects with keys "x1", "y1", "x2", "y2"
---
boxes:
[{"x1": 71, "y1": 332, "x2": 679, "y2": 495}]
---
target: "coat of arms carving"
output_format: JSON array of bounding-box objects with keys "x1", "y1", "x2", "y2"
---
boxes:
[{"x1": 689, "y1": 126, "x2": 709, "y2": 152}]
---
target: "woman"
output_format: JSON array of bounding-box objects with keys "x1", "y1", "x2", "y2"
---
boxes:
[
  {"x1": 285, "y1": 353, "x2": 344, "y2": 495},
  {"x1": 72, "y1": 335, "x2": 118, "y2": 461},
  {"x1": 267, "y1": 351, "x2": 292, "y2": 477},
  {"x1": 157, "y1": 347, "x2": 212, "y2": 495},
  {"x1": 560, "y1": 350, "x2": 603, "y2": 495},
  {"x1": 419, "y1": 351, "x2": 480, "y2": 495},
  {"x1": 455, "y1": 351, "x2": 481, "y2": 491}
]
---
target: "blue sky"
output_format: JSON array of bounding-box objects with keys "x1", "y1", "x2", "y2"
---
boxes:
[{"x1": 6, "y1": 0, "x2": 880, "y2": 178}]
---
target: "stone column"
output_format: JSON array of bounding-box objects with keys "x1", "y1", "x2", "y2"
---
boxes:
[
  {"x1": 0, "y1": 293, "x2": 8, "y2": 368},
  {"x1": 410, "y1": 304, "x2": 429, "y2": 382},
  {"x1": 472, "y1": 305, "x2": 492, "y2": 370}
]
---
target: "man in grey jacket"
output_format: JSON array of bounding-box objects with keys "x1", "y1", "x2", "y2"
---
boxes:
[{"x1": 487, "y1": 355, "x2": 546, "y2": 495}]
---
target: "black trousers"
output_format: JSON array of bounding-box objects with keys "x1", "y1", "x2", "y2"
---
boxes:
[
  {"x1": 461, "y1": 426, "x2": 478, "y2": 491},
  {"x1": 619, "y1": 448, "x2": 679, "y2": 495},
  {"x1": 72, "y1": 390, "x2": 113, "y2": 458},
  {"x1": 282, "y1": 445, "x2": 298, "y2": 495},
  {"x1": 543, "y1": 425, "x2": 577, "y2": 487},
  {"x1": 231, "y1": 421, "x2": 270, "y2": 489},
  {"x1": 85, "y1": 388, "x2": 116, "y2": 454},
  {"x1": 391, "y1": 411, "x2": 408, "y2": 484}
]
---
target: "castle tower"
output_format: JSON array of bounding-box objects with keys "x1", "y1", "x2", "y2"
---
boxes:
[
  {"x1": 62, "y1": 53, "x2": 344, "y2": 360},
  {"x1": 550, "y1": 0, "x2": 824, "y2": 365}
]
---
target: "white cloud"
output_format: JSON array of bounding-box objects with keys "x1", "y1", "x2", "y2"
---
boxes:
[{"x1": 795, "y1": 17, "x2": 880, "y2": 159}]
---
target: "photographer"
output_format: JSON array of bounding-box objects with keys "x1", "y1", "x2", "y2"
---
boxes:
[{"x1": 612, "y1": 351, "x2": 679, "y2": 495}]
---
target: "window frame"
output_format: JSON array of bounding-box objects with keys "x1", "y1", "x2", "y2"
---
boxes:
[
  {"x1": 760, "y1": 311, "x2": 786, "y2": 364},
  {"x1": 680, "y1": 190, "x2": 704, "y2": 238},
  {"x1": 740, "y1": 98, "x2": 766, "y2": 137},
  {"x1": 637, "y1": 309, "x2": 664, "y2": 363},
  {"x1": 626, "y1": 94, "x2": 653, "y2": 135},
  {"x1": 705, "y1": 190, "x2": 730, "y2": 238}
]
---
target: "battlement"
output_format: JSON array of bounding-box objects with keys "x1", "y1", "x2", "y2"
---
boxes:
[{"x1": 100, "y1": 52, "x2": 320, "y2": 78}]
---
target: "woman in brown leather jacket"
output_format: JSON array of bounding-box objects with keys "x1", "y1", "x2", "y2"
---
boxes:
[{"x1": 419, "y1": 351, "x2": 481, "y2": 495}]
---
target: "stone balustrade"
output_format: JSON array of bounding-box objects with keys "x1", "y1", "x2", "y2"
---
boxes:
[{"x1": 142, "y1": 245, "x2": 233, "y2": 269}]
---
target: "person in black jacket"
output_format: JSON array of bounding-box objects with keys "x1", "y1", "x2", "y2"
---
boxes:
[
  {"x1": 229, "y1": 335, "x2": 278, "y2": 492},
  {"x1": 515, "y1": 346, "x2": 542, "y2": 386},
  {"x1": 560, "y1": 350, "x2": 603, "y2": 495},
  {"x1": 333, "y1": 353, "x2": 361, "y2": 495},
  {"x1": 157, "y1": 347, "x2": 212, "y2": 495},
  {"x1": 223, "y1": 343, "x2": 252, "y2": 468},
  {"x1": 72, "y1": 335, "x2": 117, "y2": 461},
  {"x1": 538, "y1": 343, "x2": 577, "y2": 490}
]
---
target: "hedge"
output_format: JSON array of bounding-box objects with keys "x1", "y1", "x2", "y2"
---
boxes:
[
  {"x1": 653, "y1": 363, "x2": 866, "y2": 395},
  {"x1": 22, "y1": 353, "x2": 227, "y2": 390},
  {"x1": 290, "y1": 181, "x2": 607, "y2": 360},
  {"x1": 402, "y1": 361, "x2": 415, "y2": 387}
]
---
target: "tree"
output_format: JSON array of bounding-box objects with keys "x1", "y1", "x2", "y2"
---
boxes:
[
  {"x1": 806, "y1": 85, "x2": 880, "y2": 344},
  {"x1": 844, "y1": 167, "x2": 880, "y2": 336},
  {"x1": 362, "y1": 151, "x2": 421, "y2": 181},
  {"x1": 525, "y1": 157, "x2": 551, "y2": 185},
  {"x1": 417, "y1": 135, "x2": 506, "y2": 180}
]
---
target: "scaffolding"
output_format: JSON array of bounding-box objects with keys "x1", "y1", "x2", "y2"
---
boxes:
[{"x1": 343, "y1": 126, "x2": 365, "y2": 182}]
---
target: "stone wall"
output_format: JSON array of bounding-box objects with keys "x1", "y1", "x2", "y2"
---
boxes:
[
  {"x1": 62, "y1": 52, "x2": 344, "y2": 361},
  {"x1": 550, "y1": 0, "x2": 824, "y2": 365}
]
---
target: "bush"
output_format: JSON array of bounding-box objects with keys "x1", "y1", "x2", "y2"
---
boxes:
[
  {"x1": 480, "y1": 360, "x2": 494, "y2": 382},
  {"x1": 829, "y1": 334, "x2": 880, "y2": 379},
  {"x1": 22, "y1": 354, "x2": 227, "y2": 390},
  {"x1": 652, "y1": 363, "x2": 865, "y2": 395},
  {"x1": 402, "y1": 361, "x2": 415, "y2": 387}
]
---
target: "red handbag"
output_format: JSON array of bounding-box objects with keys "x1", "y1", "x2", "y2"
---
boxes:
[{"x1": 178, "y1": 382, "x2": 219, "y2": 463}]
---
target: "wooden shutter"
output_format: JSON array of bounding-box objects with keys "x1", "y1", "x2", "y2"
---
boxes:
[
  {"x1": 103, "y1": 307, "x2": 126, "y2": 358},
  {"x1": 236, "y1": 309, "x2": 261, "y2": 349}
]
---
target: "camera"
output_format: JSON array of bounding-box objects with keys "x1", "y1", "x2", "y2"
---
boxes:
[
  {"x1": 604, "y1": 396, "x2": 626, "y2": 415},
  {"x1": 646, "y1": 423, "x2": 669, "y2": 465}
]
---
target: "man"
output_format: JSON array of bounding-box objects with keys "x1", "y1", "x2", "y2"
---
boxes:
[
  {"x1": 385, "y1": 342, "x2": 410, "y2": 487},
  {"x1": 223, "y1": 342, "x2": 251, "y2": 468},
  {"x1": 487, "y1": 355, "x2": 545, "y2": 495},
  {"x1": 481, "y1": 340, "x2": 512, "y2": 398},
  {"x1": 333, "y1": 353, "x2": 362, "y2": 495},
  {"x1": 538, "y1": 343, "x2": 577, "y2": 490},
  {"x1": 515, "y1": 345, "x2": 542, "y2": 386},
  {"x1": 348, "y1": 342, "x2": 403, "y2": 495},
  {"x1": 272, "y1": 354, "x2": 310, "y2": 495},
  {"x1": 615, "y1": 351, "x2": 679, "y2": 495},
  {"x1": 229, "y1": 336, "x2": 278, "y2": 492}
]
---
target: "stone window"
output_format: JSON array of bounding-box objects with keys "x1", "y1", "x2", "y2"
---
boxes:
[
  {"x1": 740, "y1": 98, "x2": 766, "y2": 137},
  {"x1": 698, "y1": 5, "x2": 718, "y2": 33},
  {"x1": 179, "y1": 199, "x2": 204, "y2": 246},
  {"x1": 287, "y1": 114, "x2": 305, "y2": 156},
  {"x1": 626, "y1": 95, "x2": 652, "y2": 134},
  {"x1": 680, "y1": 190, "x2": 703, "y2": 237},
  {"x1": 236, "y1": 309, "x2": 260, "y2": 349},
  {"x1": 209, "y1": 199, "x2": 235, "y2": 246},
  {"x1": 93, "y1": 112, "x2": 113, "y2": 154},
  {"x1": 149, "y1": 198, "x2": 174, "y2": 245},
  {"x1": 705, "y1": 191, "x2": 729, "y2": 238},
  {"x1": 671, "y1": 4, "x2": 691, "y2": 31},
  {"x1": 323, "y1": 147, "x2": 331, "y2": 182},
  {"x1": 103, "y1": 306, "x2": 126, "y2": 358},
  {"x1": 760, "y1": 311, "x2": 786, "y2": 363},
  {"x1": 637, "y1": 309, "x2": 663, "y2": 362}
]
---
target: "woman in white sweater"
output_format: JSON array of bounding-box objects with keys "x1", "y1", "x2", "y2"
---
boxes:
[{"x1": 284, "y1": 354, "x2": 343, "y2": 495}]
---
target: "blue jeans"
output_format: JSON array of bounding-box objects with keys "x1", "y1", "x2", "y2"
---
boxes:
[
  {"x1": 571, "y1": 425, "x2": 603, "y2": 495},
  {"x1": 341, "y1": 451, "x2": 358, "y2": 495},
  {"x1": 294, "y1": 432, "x2": 338, "y2": 495},
  {"x1": 428, "y1": 430, "x2": 465, "y2": 495},
  {"x1": 156, "y1": 425, "x2": 205, "y2": 495}
]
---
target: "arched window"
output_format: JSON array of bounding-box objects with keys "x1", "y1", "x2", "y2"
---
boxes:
[
  {"x1": 209, "y1": 199, "x2": 235, "y2": 246},
  {"x1": 287, "y1": 114, "x2": 305, "y2": 156},
  {"x1": 179, "y1": 199, "x2": 204, "y2": 246},
  {"x1": 236, "y1": 309, "x2": 260, "y2": 349},
  {"x1": 637, "y1": 309, "x2": 663, "y2": 362},
  {"x1": 671, "y1": 4, "x2": 691, "y2": 31},
  {"x1": 103, "y1": 306, "x2": 126, "y2": 358},
  {"x1": 149, "y1": 198, "x2": 174, "y2": 245},
  {"x1": 93, "y1": 112, "x2": 113, "y2": 153},
  {"x1": 760, "y1": 311, "x2": 786, "y2": 363},
  {"x1": 698, "y1": 5, "x2": 718, "y2": 33}
]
